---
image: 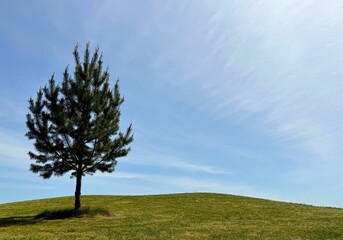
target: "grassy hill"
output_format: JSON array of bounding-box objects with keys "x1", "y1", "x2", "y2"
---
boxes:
[{"x1": 1, "y1": 193, "x2": 343, "y2": 239}]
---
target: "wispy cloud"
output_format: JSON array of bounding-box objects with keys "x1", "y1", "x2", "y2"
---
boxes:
[
  {"x1": 126, "y1": 148, "x2": 233, "y2": 175},
  {"x1": 97, "y1": 171, "x2": 279, "y2": 201},
  {"x1": 0, "y1": 97, "x2": 26, "y2": 118},
  {"x1": 0, "y1": 129, "x2": 30, "y2": 169},
  {"x1": 127, "y1": 0, "x2": 343, "y2": 182}
]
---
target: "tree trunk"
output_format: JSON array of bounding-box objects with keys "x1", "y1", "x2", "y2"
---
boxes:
[{"x1": 74, "y1": 171, "x2": 82, "y2": 211}]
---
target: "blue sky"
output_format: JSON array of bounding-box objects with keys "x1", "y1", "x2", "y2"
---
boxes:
[{"x1": 1, "y1": 0, "x2": 343, "y2": 207}]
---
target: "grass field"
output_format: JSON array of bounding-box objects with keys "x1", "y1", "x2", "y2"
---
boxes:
[{"x1": 1, "y1": 193, "x2": 343, "y2": 239}]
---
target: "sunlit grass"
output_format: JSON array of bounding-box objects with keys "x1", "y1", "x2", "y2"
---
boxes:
[{"x1": 1, "y1": 193, "x2": 343, "y2": 239}]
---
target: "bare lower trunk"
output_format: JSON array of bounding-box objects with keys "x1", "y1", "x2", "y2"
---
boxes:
[{"x1": 74, "y1": 172, "x2": 82, "y2": 211}]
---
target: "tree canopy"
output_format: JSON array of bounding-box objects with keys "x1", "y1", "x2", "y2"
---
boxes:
[{"x1": 26, "y1": 43, "x2": 133, "y2": 210}]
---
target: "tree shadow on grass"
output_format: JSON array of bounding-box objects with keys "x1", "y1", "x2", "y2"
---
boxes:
[
  {"x1": 0, "y1": 207, "x2": 110, "y2": 227},
  {"x1": 0, "y1": 216, "x2": 41, "y2": 227},
  {"x1": 35, "y1": 207, "x2": 111, "y2": 220}
]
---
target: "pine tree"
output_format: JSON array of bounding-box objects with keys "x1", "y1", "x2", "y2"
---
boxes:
[{"x1": 26, "y1": 43, "x2": 133, "y2": 210}]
